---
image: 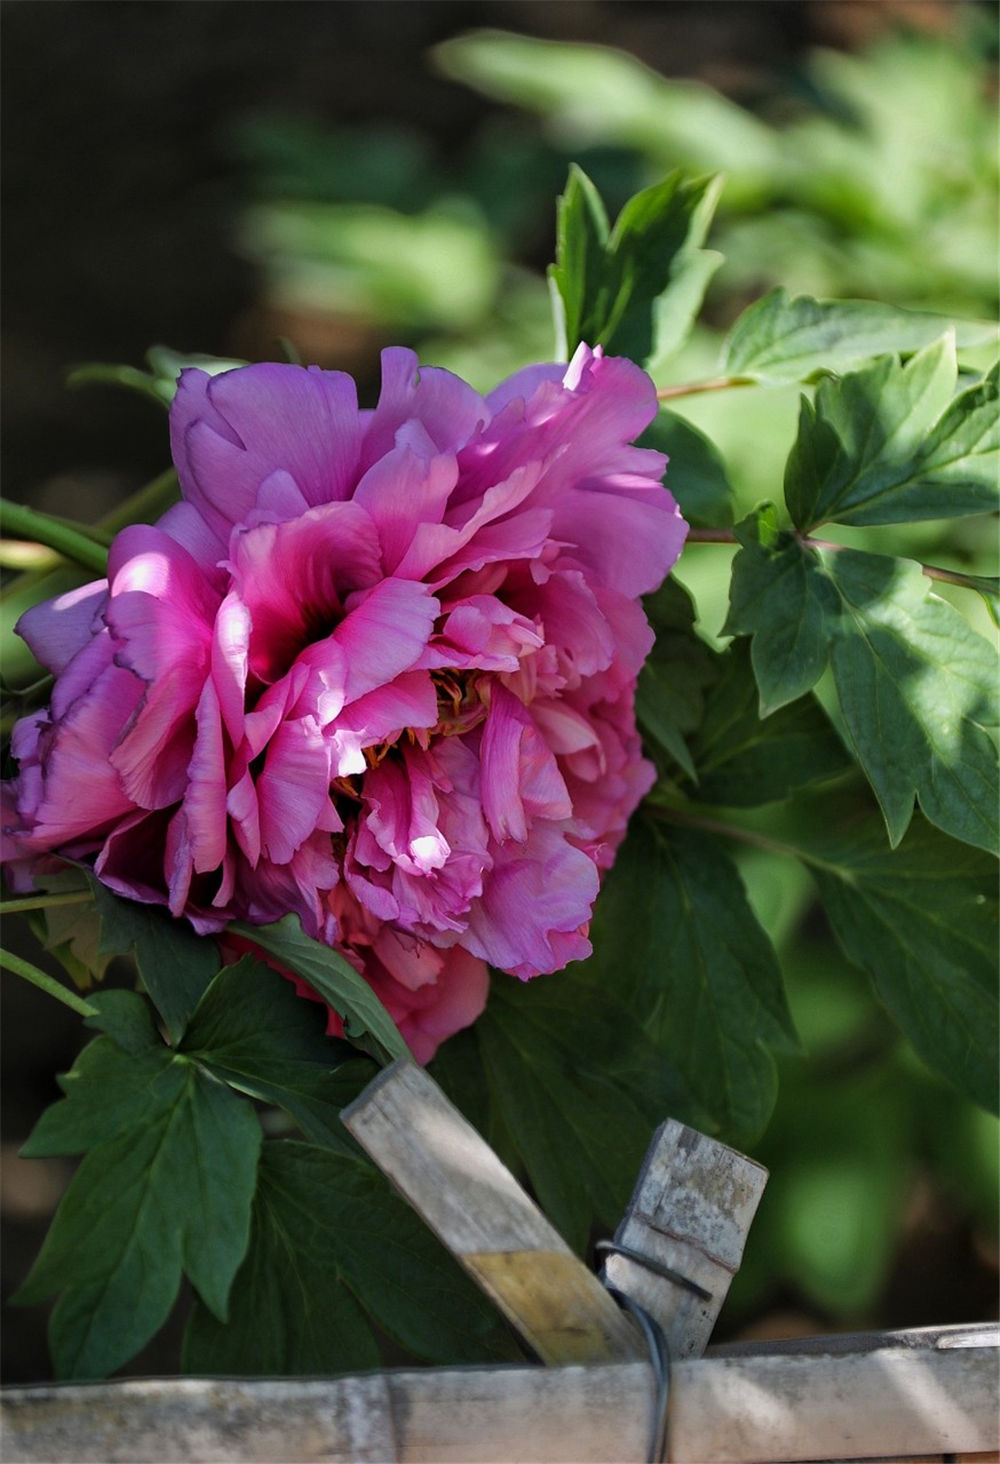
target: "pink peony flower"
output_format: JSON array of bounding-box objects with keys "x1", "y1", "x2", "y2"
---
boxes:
[{"x1": 2, "y1": 345, "x2": 687, "y2": 1060}]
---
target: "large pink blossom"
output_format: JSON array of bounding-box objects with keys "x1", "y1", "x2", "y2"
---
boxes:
[{"x1": 2, "y1": 345, "x2": 687, "y2": 1059}]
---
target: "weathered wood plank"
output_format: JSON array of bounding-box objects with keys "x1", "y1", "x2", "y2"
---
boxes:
[
  {"x1": 340, "y1": 1058, "x2": 642, "y2": 1364},
  {"x1": 602, "y1": 1117, "x2": 768, "y2": 1359},
  {"x1": 3, "y1": 1330, "x2": 996, "y2": 1463}
]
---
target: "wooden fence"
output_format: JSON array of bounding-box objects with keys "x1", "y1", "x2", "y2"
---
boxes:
[{"x1": 3, "y1": 1059, "x2": 997, "y2": 1463}]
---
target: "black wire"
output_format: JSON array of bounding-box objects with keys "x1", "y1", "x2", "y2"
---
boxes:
[
  {"x1": 603, "y1": 1285, "x2": 672, "y2": 1464},
  {"x1": 594, "y1": 1239, "x2": 713, "y2": 1303}
]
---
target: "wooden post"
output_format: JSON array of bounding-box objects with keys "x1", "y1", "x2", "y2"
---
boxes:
[
  {"x1": 601, "y1": 1118, "x2": 768, "y2": 1359},
  {"x1": 341, "y1": 1058, "x2": 643, "y2": 1365}
]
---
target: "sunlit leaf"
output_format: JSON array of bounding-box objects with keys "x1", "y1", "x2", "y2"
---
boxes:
[{"x1": 722, "y1": 289, "x2": 997, "y2": 386}]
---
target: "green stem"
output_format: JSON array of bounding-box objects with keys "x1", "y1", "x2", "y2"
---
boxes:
[
  {"x1": 99, "y1": 467, "x2": 179, "y2": 535},
  {"x1": 687, "y1": 526, "x2": 995, "y2": 598},
  {"x1": 1, "y1": 947, "x2": 97, "y2": 1018},
  {"x1": 0, "y1": 892, "x2": 93, "y2": 915},
  {"x1": 656, "y1": 375, "x2": 754, "y2": 402},
  {"x1": 0, "y1": 502, "x2": 109, "y2": 575}
]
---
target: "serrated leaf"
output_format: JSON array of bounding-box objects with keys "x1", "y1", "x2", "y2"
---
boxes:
[
  {"x1": 230, "y1": 914, "x2": 409, "y2": 1065},
  {"x1": 724, "y1": 511, "x2": 836, "y2": 714},
  {"x1": 688, "y1": 641, "x2": 850, "y2": 806},
  {"x1": 824, "y1": 551, "x2": 999, "y2": 852},
  {"x1": 548, "y1": 167, "x2": 722, "y2": 366},
  {"x1": 477, "y1": 970, "x2": 705, "y2": 1253},
  {"x1": 181, "y1": 957, "x2": 376, "y2": 1152},
  {"x1": 638, "y1": 409, "x2": 735, "y2": 528},
  {"x1": 727, "y1": 536, "x2": 1000, "y2": 852},
  {"x1": 15, "y1": 1056, "x2": 260, "y2": 1378},
  {"x1": 722, "y1": 288, "x2": 998, "y2": 385},
  {"x1": 182, "y1": 1140, "x2": 516, "y2": 1375},
  {"x1": 88, "y1": 876, "x2": 218, "y2": 1044},
  {"x1": 25, "y1": 870, "x2": 110, "y2": 989},
  {"x1": 580, "y1": 818, "x2": 798, "y2": 1148},
  {"x1": 805, "y1": 816, "x2": 998, "y2": 1112},
  {"x1": 786, "y1": 342, "x2": 999, "y2": 529}
]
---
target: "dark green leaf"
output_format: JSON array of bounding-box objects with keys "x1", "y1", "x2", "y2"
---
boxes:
[
  {"x1": 638, "y1": 577, "x2": 717, "y2": 780},
  {"x1": 727, "y1": 535, "x2": 999, "y2": 851},
  {"x1": 722, "y1": 288, "x2": 998, "y2": 385},
  {"x1": 182, "y1": 957, "x2": 376, "y2": 1152},
  {"x1": 229, "y1": 914, "x2": 409, "y2": 1065},
  {"x1": 724, "y1": 508, "x2": 837, "y2": 714},
  {"x1": 805, "y1": 816, "x2": 998, "y2": 1112},
  {"x1": 548, "y1": 166, "x2": 722, "y2": 366},
  {"x1": 89, "y1": 877, "x2": 218, "y2": 1044},
  {"x1": 15, "y1": 1060, "x2": 260, "y2": 1378},
  {"x1": 21, "y1": 1009, "x2": 174, "y2": 1159},
  {"x1": 688, "y1": 641, "x2": 850, "y2": 806},
  {"x1": 579, "y1": 818, "x2": 798, "y2": 1148},
  {"x1": 786, "y1": 343, "x2": 999, "y2": 530},
  {"x1": 824, "y1": 551, "x2": 998, "y2": 851},
  {"x1": 183, "y1": 1140, "x2": 516, "y2": 1375},
  {"x1": 477, "y1": 969, "x2": 704, "y2": 1252},
  {"x1": 639, "y1": 409, "x2": 735, "y2": 528}
]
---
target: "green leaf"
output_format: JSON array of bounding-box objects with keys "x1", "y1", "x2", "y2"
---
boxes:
[
  {"x1": 785, "y1": 342, "x2": 999, "y2": 529},
  {"x1": 639, "y1": 409, "x2": 735, "y2": 528},
  {"x1": 183, "y1": 1140, "x2": 516, "y2": 1374},
  {"x1": 638, "y1": 577, "x2": 717, "y2": 780},
  {"x1": 230, "y1": 914, "x2": 409, "y2": 1065},
  {"x1": 724, "y1": 508, "x2": 837, "y2": 714},
  {"x1": 721, "y1": 289, "x2": 998, "y2": 385},
  {"x1": 88, "y1": 877, "x2": 219, "y2": 1044},
  {"x1": 801, "y1": 816, "x2": 998, "y2": 1113},
  {"x1": 727, "y1": 535, "x2": 999, "y2": 851},
  {"x1": 21, "y1": 1002, "x2": 174, "y2": 1159},
  {"x1": 24, "y1": 870, "x2": 111, "y2": 989},
  {"x1": 548, "y1": 167, "x2": 722, "y2": 366},
  {"x1": 181, "y1": 957, "x2": 376, "y2": 1152},
  {"x1": 580, "y1": 818, "x2": 799, "y2": 1148},
  {"x1": 687, "y1": 641, "x2": 850, "y2": 806},
  {"x1": 824, "y1": 551, "x2": 999, "y2": 852},
  {"x1": 15, "y1": 1049, "x2": 260, "y2": 1378},
  {"x1": 477, "y1": 969, "x2": 705, "y2": 1253},
  {"x1": 548, "y1": 163, "x2": 609, "y2": 362}
]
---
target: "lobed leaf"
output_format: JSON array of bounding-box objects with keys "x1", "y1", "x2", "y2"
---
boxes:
[
  {"x1": 727, "y1": 530, "x2": 999, "y2": 852},
  {"x1": 637, "y1": 576, "x2": 717, "y2": 781},
  {"x1": 687, "y1": 641, "x2": 850, "y2": 806},
  {"x1": 182, "y1": 1140, "x2": 517, "y2": 1374},
  {"x1": 181, "y1": 957, "x2": 376, "y2": 1153},
  {"x1": 785, "y1": 341, "x2": 999, "y2": 530},
  {"x1": 580, "y1": 818, "x2": 799, "y2": 1148},
  {"x1": 812, "y1": 817, "x2": 998, "y2": 1114},
  {"x1": 229, "y1": 913, "x2": 409, "y2": 1065},
  {"x1": 549, "y1": 166, "x2": 722, "y2": 366},
  {"x1": 722, "y1": 288, "x2": 998, "y2": 386},
  {"x1": 89, "y1": 876, "x2": 218, "y2": 1043},
  {"x1": 15, "y1": 1048, "x2": 260, "y2": 1379}
]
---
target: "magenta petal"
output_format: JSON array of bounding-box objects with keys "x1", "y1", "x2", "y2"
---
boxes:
[
  {"x1": 335, "y1": 578, "x2": 439, "y2": 702},
  {"x1": 17, "y1": 582, "x2": 107, "y2": 677},
  {"x1": 256, "y1": 716, "x2": 334, "y2": 866},
  {"x1": 171, "y1": 362, "x2": 363, "y2": 539},
  {"x1": 353, "y1": 441, "x2": 458, "y2": 573},
  {"x1": 480, "y1": 685, "x2": 571, "y2": 843},
  {"x1": 184, "y1": 679, "x2": 229, "y2": 874},
  {"x1": 464, "y1": 823, "x2": 597, "y2": 976},
  {"x1": 360, "y1": 348, "x2": 486, "y2": 471}
]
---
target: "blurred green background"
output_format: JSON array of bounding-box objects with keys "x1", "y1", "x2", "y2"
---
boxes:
[{"x1": 2, "y1": 0, "x2": 997, "y2": 1379}]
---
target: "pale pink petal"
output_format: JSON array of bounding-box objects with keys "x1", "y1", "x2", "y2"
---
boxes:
[{"x1": 359, "y1": 348, "x2": 486, "y2": 470}]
